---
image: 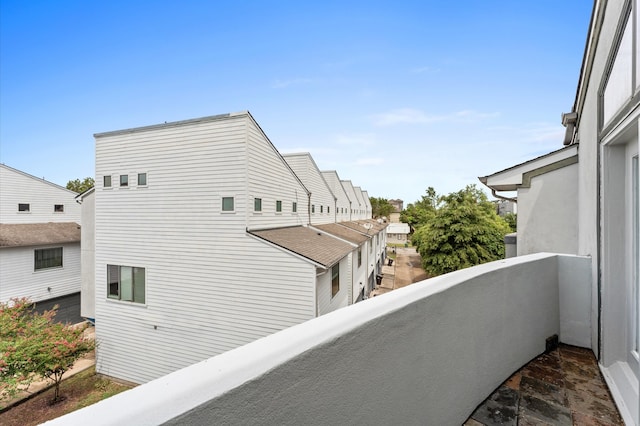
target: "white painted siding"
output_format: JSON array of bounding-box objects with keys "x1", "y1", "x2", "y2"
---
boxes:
[
  {"x1": 94, "y1": 113, "x2": 318, "y2": 384},
  {"x1": 283, "y1": 154, "x2": 335, "y2": 225},
  {"x1": 353, "y1": 187, "x2": 367, "y2": 219},
  {"x1": 362, "y1": 190, "x2": 372, "y2": 218},
  {"x1": 341, "y1": 181, "x2": 361, "y2": 221},
  {"x1": 79, "y1": 190, "x2": 95, "y2": 319},
  {"x1": 246, "y1": 119, "x2": 309, "y2": 229},
  {"x1": 321, "y1": 171, "x2": 351, "y2": 223},
  {"x1": 0, "y1": 164, "x2": 81, "y2": 224},
  {"x1": 316, "y1": 256, "x2": 349, "y2": 315},
  {"x1": 0, "y1": 243, "x2": 81, "y2": 302}
]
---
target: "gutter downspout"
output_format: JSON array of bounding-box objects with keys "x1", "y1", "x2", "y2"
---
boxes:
[
  {"x1": 307, "y1": 192, "x2": 312, "y2": 225},
  {"x1": 490, "y1": 188, "x2": 517, "y2": 203}
]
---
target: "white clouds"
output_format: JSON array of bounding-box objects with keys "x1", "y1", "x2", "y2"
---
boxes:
[{"x1": 371, "y1": 108, "x2": 500, "y2": 126}]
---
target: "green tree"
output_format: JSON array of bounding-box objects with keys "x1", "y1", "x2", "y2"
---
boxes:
[
  {"x1": 369, "y1": 197, "x2": 395, "y2": 218},
  {"x1": 0, "y1": 298, "x2": 94, "y2": 403},
  {"x1": 413, "y1": 185, "x2": 511, "y2": 276},
  {"x1": 66, "y1": 177, "x2": 95, "y2": 193},
  {"x1": 400, "y1": 187, "x2": 438, "y2": 228},
  {"x1": 503, "y1": 213, "x2": 517, "y2": 232}
]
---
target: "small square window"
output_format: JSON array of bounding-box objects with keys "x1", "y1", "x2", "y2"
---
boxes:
[
  {"x1": 222, "y1": 197, "x2": 234, "y2": 211},
  {"x1": 104, "y1": 175, "x2": 112, "y2": 187},
  {"x1": 54, "y1": 204, "x2": 64, "y2": 212},
  {"x1": 292, "y1": 202, "x2": 297, "y2": 213},
  {"x1": 276, "y1": 200, "x2": 282, "y2": 212},
  {"x1": 18, "y1": 203, "x2": 30, "y2": 212},
  {"x1": 138, "y1": 173, "x2": 147, "y2": 186},
  {"x1": 120, "y1": 175, "x2": 128, "y2": 187},
  {"x1": 254, "y1": 198, "x2": 262, "y2": 212}
]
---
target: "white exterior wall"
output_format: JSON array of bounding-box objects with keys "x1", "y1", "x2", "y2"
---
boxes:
[
  {"x1": 341, "y1": 180, "x2": 361, "y2": 220},
  {"x1": 79, "y1": 190, "x2": 95, "y2": 319},
  {"x1": 94, "y1": 113, "x2": 317, "y2": 384},
  {"x1": 516, "y1": 164, "x2": 579, "y2": 256},
  {"x1": 283, "y1": 154, "x2": 335, "y2": 225},
  {"x1": 246, "y1": 120, "x2": 309, "y2": 229},
  {"x1": 316, "y1": 256, "x2": 349, "y2": 315},
  {"x1": 351, "y1": 246, "x2": 367, "y2": 302},
  {"x1": 0, "y1": 164, "x2": 81, "y2": 224},
  {"x1": 321, "y1": 171, "x2": 351, "y2": 222},
  {"x1": 353, "y1": 187, "x2": 366, "y2": 219},
  {"x1": 0, "y1": 243, "x2": 81, "y2": 303},
  {"x1": 362, "y1": 190, "x2": 372, "y2": 218}
]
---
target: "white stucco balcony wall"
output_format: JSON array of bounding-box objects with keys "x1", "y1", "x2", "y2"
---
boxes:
[{"x1": 45, "y1": 253, "x2": 591, "y2": 426}]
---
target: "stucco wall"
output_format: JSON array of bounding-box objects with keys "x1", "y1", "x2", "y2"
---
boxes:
[{"x1": 517, "y1": 163, "x2": 579, "y2": 256}]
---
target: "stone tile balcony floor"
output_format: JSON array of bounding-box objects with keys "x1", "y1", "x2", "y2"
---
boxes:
[{"x1": 464, "y1": 344, "x2": 623, "y2": 426}]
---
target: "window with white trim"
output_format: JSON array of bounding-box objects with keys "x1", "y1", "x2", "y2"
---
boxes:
[
  {"x1": 331, "y1": 263, "x2": 340, "y2": 297},
  {"x1": 54, "y1": 204, "x2": 64, "y2": 212},
  {"x1": 107, "y1": 265, "x2": 145, "y2": 304},
  {"x1": 254, "y1": 198, "x2": 262, "y2": 212},
  {"x1": 137, "y1": 173, "x2": 147, "y2": 186},
  {"x1": 18, "y1": 203, "x2": 30, "y2": 212},
  {"x1": 276, "y1": 200, "x2": 282, "y2": 212},
  {"x1": 104, "y1": 175, "x2": 112, "y2": 188},
  {"x1": 222, "y1": 197, "x2": 234, "y2": 212},
  {"x1": 120, "y1": 175, "x2": 128, "y2": 187},
  {"x1": 292, "y1": 202, "x2": 297, "y2": 213},
  {"x1": 34, "y1": 247, "x2": 63, "y2": 270}
]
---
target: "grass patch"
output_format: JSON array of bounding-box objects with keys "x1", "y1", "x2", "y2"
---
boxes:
[{"x1": 0, "y1": 367, "x2": 132, "y2": 426}]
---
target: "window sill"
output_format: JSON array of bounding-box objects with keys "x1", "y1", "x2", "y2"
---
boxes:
[{"x1": 105, "y1": 298, "x2": 148, "y2": 308}]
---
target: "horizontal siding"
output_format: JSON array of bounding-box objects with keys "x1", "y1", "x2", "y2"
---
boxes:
[
  {"x1": 0, "y1": 165, "x2": 81, "y2": 224},
  {"x1": 317, "y1": 255, "x2": 349, "y2": 316},
  {"x1": 341, "y1": 181, "x2": 361, "y2": 221},
  {"x1": 94, "y1": 115, "x2": 317, "y2": 384},
  {"x1": 95, "y1": 236, "x2": 316, "y2": 384},
  {"x1": 246, "y1": 119, "x2": 309, "y2": 229},
  {"x1": 0, "y1": 243, "x2": 81, "y2": 302},
  {"x1": 321, "y1": 171, "x2": 351, "y2": 223},
  {"x1": 283, "y1": 154, "x2": 335, "y2": 226}
]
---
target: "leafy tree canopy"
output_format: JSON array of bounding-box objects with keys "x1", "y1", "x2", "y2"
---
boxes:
[
  {"x1": 0, "y1": 298, "x2": 94, "y2": 403},
  {"x1": 66, "y1": 177, "x2": 94, "y2": 194},
  {"x1": 369, "y1": 197, "x2": 395, "y2": 218},
  {"x1": 400, "y1": 186, "x2": 438, "y2": 228},
  {"x1": 410, "y1": 185, "x2": 511, "y2": 276},
  {"x1": 503, "y1": 212, "x2": 517, "y2": 232}
]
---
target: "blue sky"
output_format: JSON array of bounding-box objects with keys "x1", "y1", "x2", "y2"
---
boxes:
[{"x1": 0, "y1": 1, "x2": 592, "y2": 205}]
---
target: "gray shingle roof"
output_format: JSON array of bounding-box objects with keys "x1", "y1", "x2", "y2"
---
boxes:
[
  {"x1": 249, "y1": 226, "x2": 354, "y2": 268},
  {"x1": 0, "y1": 223, "x2": 81, "y2": 248},
  {"x1": 313, "y1": 223, "x2": 369, "y2": 244},
  {"x1": 337, "y1": 220, "x2": 387, "y2": 236}
]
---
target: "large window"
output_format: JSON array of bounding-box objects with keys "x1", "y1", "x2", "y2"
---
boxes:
[
  {"x1": 108, "y1": 265, "x2": 145, "y2": 304},
  {"x1": 331, "y1": 263, "x2": 340, "y2": 297},
  {"x1": 34, "y1": 247, "x2": 63, "y2": 270}
]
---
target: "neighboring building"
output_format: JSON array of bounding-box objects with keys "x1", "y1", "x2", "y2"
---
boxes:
[
  {"x1": 321, "y1": 170, "x2": 351, "y2": 223},
  {"x1": 388, "y1": 198, "x2": 404, "y2": 223},
  {"x1": 480, "y1": 145, "x2": 578, "y2": 256},
  {"x1": 92, "y1": 112, "x2": 384, "y2": 384},
  {"x1": 283, "y1": 153, "x2": 335, "y2": 225},
  {"x1": 0, "y1": 164, "x2": 82, "y2": 323},
  {"x1": 481, "y1": 1, "x2": 639, "y2": 421},
  {"x1": 341, "y1": 180, "x2": 362, "y2": 220},
  {"x1": 387, "y1": 222, "x2": 410, "y2": 243}
]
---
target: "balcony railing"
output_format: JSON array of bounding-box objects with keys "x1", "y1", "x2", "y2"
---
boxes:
[{"x1": 45, "y1": 253, "x2": 591, "y2": 426}]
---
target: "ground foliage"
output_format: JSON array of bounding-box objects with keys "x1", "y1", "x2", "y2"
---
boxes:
[
  {"x1": 406, "y1": 185, "x2": 511, "y2": 276},
  {"x1": 0, "y1": 298, "x2": 95, "y2": 403}
]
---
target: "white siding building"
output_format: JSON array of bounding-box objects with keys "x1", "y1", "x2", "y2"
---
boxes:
[
  {"x1": 283, "y1": 153, "x2": 336, "y2": 225},
  {"x1": 321, "y1": 170, "x2": 351, "y2": 222},
  {"x1": 92, "y1": 112, "x2": 377, "y2": 384},
  {"x1": 0, "y1": 164, "x2": 82, "y2": 322}
]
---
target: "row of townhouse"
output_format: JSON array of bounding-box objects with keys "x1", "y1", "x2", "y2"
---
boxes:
[
  {"x1": 0, "y1": 164, "x2": 83, "y2": 323},
  {"x1": 79, "y1": 111, "x2": 385, "y2": 384}
]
